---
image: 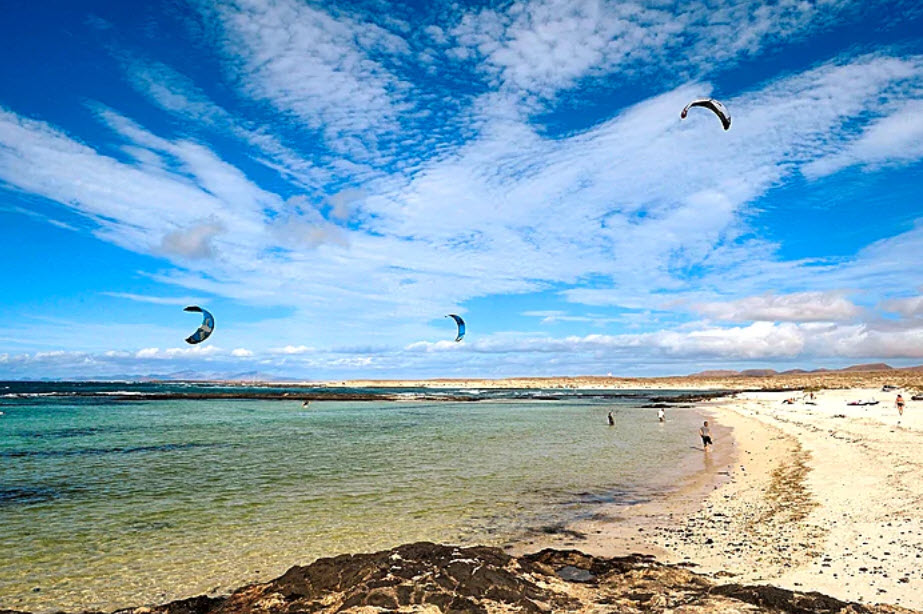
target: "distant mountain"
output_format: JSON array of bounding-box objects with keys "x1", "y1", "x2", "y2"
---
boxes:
[
  {"x1": 838, "y1": 363, "x2": 893, "y2": 372},
  {"x1": 739, "y1": 369, "x2": 779, "y2": 377},
  {"x1": 691, "y1": 370, "x2": 740, "y2": 377},
  {"x1": 684, "y1": 363, "x2": 915, "y2": 378}
]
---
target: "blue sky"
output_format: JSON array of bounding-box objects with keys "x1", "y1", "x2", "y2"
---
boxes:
[{"x1": 1, "y1": 0, "x2": 923, "y2": 380}]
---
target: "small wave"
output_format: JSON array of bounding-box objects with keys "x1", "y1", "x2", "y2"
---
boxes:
[
  {"x1": 0, "y1": 442, "x2": 223, "y2": 459},
  {"x1": 95, "y1": 391, "x2": 150, "y2": 396},
  {"x1": 1, "y1": 392, "x2": 73, "y2": 398},
  {"x1": 15, "y1": 426, "x2": 133, "y2": 440},
  {"x1": 0, "y1": 486, "x2": 60, "y2": 505},
  {"x1": 1, "y1": 391, "x2": 151, "y2": 399}
]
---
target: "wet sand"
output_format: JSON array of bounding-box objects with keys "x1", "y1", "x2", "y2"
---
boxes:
[{"x1": 517, "y1": 387, "x2": 923, "y2": 610}]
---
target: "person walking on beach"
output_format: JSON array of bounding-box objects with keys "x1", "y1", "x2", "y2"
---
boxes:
[
  {"x1": 658, "y1": 407, "x2": 665, "y2": 422},
  {"x1": 896, "y1": 394, "x2": 905, "y2": 417},
  {"x1": 607, "y1": 411, "x2": 615, "y2": 426},
  {"x1": 699, "y1": 421, "x2": 713, "y2": 450}
]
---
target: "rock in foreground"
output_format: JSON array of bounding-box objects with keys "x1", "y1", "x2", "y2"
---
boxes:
[{"x1": 7, "y1": 542, "x2": 918, "y2": 614}]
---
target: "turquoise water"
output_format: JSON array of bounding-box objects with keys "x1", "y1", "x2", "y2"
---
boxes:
[{"x1": 0, "y1": 391, "x2": 707, "y2": 612}]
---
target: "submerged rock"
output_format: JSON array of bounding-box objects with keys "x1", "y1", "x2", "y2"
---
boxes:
[{"x1": 12, "y1": 542, "x2": 918, "y2": 614}]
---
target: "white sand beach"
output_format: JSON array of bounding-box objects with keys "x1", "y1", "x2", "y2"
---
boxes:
[{"x1": 521, "y1": 386, "x2": 923, "y2": 610}]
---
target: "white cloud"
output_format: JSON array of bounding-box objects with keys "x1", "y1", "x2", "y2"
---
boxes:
[
  {"x1": 405, "y1": 318, "x2": 923, "y2": 363},
  {"x1": 804, "y1": 99, "x2": 923, "y2": 178},
  {"x1": 161, "y1": 218, "x2": 226, "y2": 259},
  {"x1": 0, "y1": 106, "x2": 278, "y2": 264},
  {"x1": 423, "y1": 25, "x2": 448, "y2": 45},
  {"x1": 0, "y1": 204, "x2": 78, "y2": 231},
  {"x1": 881, "y1": 295, "x2": 923, "y2": 318},
  {"x1": 199, "y1": 0, "x2": 411, "y2": 156},
  {"x1": 521, "y1": 310, "x2": 626, "y2": 325},
  {"x1": 330, "y1": 356, "x2": 374, "y2": 367},
  {"x1": 654, "y1": 322, "x2": 806, "y2": 359},
  {"x1": 121, "y1": 55, "x2": 330, "y2": 189},
  {"x1": 6, "y1": 315, "x2": 923, "y2": 380},
  {"x1": 271, "y1": 345, "x2": 314, "y2": 355},
  {"x1": 135, "y1": 347, "x2": 160, "y2": 359},
  {"x1": 270, "y1": 196, "x2": 349, "y2": 249},
  {"x1": 103, "y1": 293, "x2": 207, "y2": 306},
  {"x1": 405, "y1": 340, "x2": 464, "y2": 352},
  {"x1": 693, "y1": 292, "x2": 861, "y2": 322},
  {"x1": 134, "y1": 346, "x2": 223, "y2": 360},
  {"x1": 449, "y1": 0, "x2": 868, "y2": 103}
]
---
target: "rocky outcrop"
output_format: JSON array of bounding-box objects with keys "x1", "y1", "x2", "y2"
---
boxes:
[{"x1": 26, "y1": 542, "x2": 909, "y2": 614}]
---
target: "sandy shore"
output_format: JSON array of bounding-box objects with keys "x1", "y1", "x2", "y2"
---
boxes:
[{"x1": 518, "y1": 387, "x2": 923, "y2": 610}]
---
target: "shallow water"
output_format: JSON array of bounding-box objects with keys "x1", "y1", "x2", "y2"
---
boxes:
[{"x1": 0, "y1": 391, "x2": 707, "y2": 612}]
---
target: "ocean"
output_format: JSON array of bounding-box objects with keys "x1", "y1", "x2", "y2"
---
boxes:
[{"x1": 0, "y1": 382, "x2": 713, "y2": 612}]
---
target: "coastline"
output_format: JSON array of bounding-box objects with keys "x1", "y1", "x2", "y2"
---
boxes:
[
  {"x1": 508, "y1": 399, "x2": 744, "y2": 558},
  {"x1": 521, "y1": 388, "x2": 923, "y2": 610}
]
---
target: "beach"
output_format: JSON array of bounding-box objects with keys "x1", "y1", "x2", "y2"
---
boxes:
[{"x1": 523, "y1": 385, "x2": 923, "y2": 610}]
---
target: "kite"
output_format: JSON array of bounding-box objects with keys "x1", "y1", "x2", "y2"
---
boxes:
[
  {"x1": 184, "y1": 306, "x2": 215, "y2": 344},
  {"x1": 446, "y1": 314, "x2": 465, "y2": 342},
  {"x1": 680, "y1": 98, "x2": 731, "y2": 130}
]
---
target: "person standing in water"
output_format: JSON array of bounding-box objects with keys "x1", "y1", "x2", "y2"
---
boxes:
[
  {"x1": 607, "y1": 411, "x2": 615, "y2": 426},
  {"x1": 699, "y1": 421, "x2": 713, "y2": 450},
  {"x1": 658, "y1": 407, "x2": 665, "y2": 422}
]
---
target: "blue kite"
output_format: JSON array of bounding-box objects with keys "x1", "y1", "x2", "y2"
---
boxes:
[
  {"x1": 446, "y1": 314, "x2": 465, "y2": 342},
  {"x1": 184, "y1": 306, "x2": 215, "y2": 344}
]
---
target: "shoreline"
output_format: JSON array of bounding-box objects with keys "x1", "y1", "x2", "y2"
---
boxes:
[
  {"x1": 522, "y1": 388, "x2": 923, "y2": 610},
  {"x1": 508, "y1": 399, "x2": 744, "y2": 558}
]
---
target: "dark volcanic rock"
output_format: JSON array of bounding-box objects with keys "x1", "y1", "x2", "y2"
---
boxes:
[
  {"x1": 648, "y1": 391, "x2": 735, "y2": 403},
  {"x1": 48, "y1": 542, "x2": 918, "y2": 614},
  {"x1": 711, "y1": 584, "x2": 875, "y2": 614},
  {"x1": 94, "y1": 392, "x2": 481, "y2": 402}
]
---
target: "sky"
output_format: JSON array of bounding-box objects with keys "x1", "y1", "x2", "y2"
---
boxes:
[{"x1": 1, "y1": 0, "x2": 922, "y2": 380}]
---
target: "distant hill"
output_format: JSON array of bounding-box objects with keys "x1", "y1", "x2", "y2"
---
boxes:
[
  {"x1": 685, "y1": 363, "x2": 913, "y2": 378},
  {"x1": 739, "y1": 369, "x2": 779, "y2": 377},
  {"x1": 691, "y1": 370, "x2": 740, "y2": 377},
  {"x1": 839, "y1": 363, "x2": 893, "y2": 372}
]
